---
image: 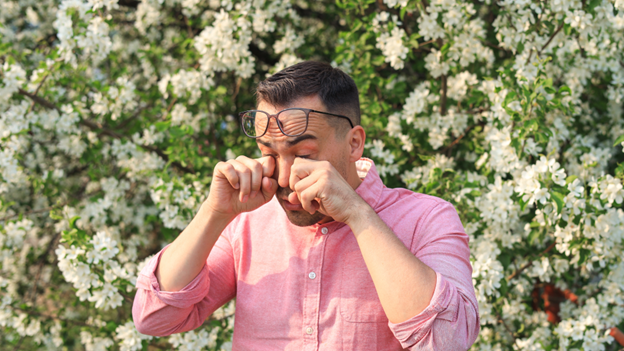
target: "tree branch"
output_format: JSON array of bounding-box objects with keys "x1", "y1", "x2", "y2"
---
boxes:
[
  {"x1": 538, "y1": 23, "x2": 564, "y2": 57},
  {"x1": 18, "y1": 88, "x2": 59, "y2": 111},
  {"x1": 0, "y1": 206, "x2": 56, "y2": 222},
  {"x1": 5, "y1": 304, "x2": 90, "y2": 327},
  {"x1": 117, "y1": 0, "x2": 140, "y2": 7},
  {"x1": 0, "y1": 189, "x2": 102, "y2": 223},
  {"x1": 26, "y1": 233, "x2": 62, "y2": 305},
  {"x1": 26, "y1": 73, "x2": 50, "y2": 114},
  {"x1": 17, "y1": 89, "x2": 194, "y2": 173},
  {"x1": 248, "y1": 42, "x2": 279, "y2": 66},
  {"x1": 506, "y1": 241, "x2": 557, "y2": 281},
  {"x1": 115, "y1": 102, "x2": 148, "y2": 130},
  {"x1": 439, "y1": 74, "x2": 447, "y2": 116},
  {"x1": 442, "y1": 120, "x2": 487, "y2": 153}
]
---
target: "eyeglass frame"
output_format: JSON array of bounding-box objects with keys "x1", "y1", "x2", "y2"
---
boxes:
[{"x1": 238, "y1": 107, "x2": 355, "y2": 138}]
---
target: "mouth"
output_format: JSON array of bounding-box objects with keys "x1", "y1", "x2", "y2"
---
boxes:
[{"x1": 279, "y1": 196, "x2": 304, "y2": 211}]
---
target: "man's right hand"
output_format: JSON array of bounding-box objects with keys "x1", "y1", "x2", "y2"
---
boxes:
[{"x1": 204, "y1": 155, "x2": 278, "y2": 217}]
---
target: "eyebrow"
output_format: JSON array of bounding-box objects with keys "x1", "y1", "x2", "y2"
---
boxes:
[{"x1": 257, "y1": 134, "x2": 318, "y2": 148}]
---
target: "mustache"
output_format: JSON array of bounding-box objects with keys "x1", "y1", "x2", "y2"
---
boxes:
[{"x1": 276, "y1": 186, "x2": 292, "y2": 198}]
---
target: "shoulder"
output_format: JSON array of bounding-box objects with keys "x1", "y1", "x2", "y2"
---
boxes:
[
  {"x1": 376, "y1": 186, "x2": 449, "y2": 217},
  {"x1": 373, "y1": 187, "x2": 462, "y2": 251}
]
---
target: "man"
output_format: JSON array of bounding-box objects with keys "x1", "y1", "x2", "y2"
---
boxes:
[{"x1": 133, "y1": 61, "x2": 479, "y2": 350}]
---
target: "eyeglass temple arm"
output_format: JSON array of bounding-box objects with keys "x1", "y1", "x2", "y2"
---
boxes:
[{"x1": 309, "y1": 109, "x2": 354, "y2": 128}]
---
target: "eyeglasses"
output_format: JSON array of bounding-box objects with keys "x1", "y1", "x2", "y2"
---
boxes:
[{"x1": 239, "y1": 108, "x2": 354, "y2": 138}]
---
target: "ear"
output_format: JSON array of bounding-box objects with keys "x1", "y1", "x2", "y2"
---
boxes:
[{"x1": 346, "y1": 126, "x2": 366, "y2": 163}]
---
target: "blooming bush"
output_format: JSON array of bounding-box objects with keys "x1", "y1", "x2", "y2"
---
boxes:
[{"x1": 1, "y1": 0, "x2": 624, "y2": 349}]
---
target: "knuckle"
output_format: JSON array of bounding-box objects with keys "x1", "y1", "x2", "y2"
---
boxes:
[
  {"x1": 253, "y1": 162, "x2": 262, "y2": 173},
  {"x1": 220, "y1": 162, "x2": 234, "y2": 172}
]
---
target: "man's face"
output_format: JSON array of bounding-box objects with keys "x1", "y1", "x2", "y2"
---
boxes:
[{"x1": 256, "y1": 95, "x2": 351, "y2": 226}]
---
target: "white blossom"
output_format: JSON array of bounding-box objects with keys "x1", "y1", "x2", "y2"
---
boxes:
[{"x1": 376, "y1": 27, "x2": 408, "y2": 70}]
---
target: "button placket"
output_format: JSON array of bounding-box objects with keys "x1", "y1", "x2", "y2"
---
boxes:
[{"x1": 302, "y1": 231, "x2": 326, "y2": 349}]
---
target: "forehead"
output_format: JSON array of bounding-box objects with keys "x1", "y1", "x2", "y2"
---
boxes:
[
  {"x1": 256, "y1": 94, "x2": 325, "y2": 113},
  {"x1": 256, "y1": 96, "x2": 334, "y2": 147}
]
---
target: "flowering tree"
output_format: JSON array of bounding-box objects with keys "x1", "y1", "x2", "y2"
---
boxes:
[{"x1": 1, "y1": 0, "x2": 624, "y2": 349}]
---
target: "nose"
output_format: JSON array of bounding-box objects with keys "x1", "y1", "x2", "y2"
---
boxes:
[{"x1": 274, "y1": 157, "x2": 293, "y2": 190}]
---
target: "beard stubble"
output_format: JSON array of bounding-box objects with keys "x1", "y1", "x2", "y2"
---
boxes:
[{"x1": 275, "y1": 186, "x2": 327, "y2": 227}]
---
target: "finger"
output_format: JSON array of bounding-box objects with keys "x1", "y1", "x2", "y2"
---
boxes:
[
  {"x1": 229, "y1": 160, "x2": 251, "y2": 203},
  {"x1": 288, "y1": 174, "x2": 322, "y2": 215},
  {"x1": 290, "y1": 159, "x2": 330, "y2": 191},
  {"x1": 237, "y1": 156, "x2": 263, "y2": 199},
  {"x1": 215, "y1": 162, "x2": 239, "y2": 190},
  {"x1": 298, "y1": 183, "x2": 322, "y2": 215},
  {"x1": 289, "y1": 173, "x2": 319, "y2": 205},
  {"x1": 259, "y1": 156, "x2": 275, "y2": 178},
  {"x1": 288, "y1": 191, "x2": 301, "y2": 205},
  {"x1": 261, "y1": 176, "x2": 278, "y2": 201},
  {"x1": 292, "y1": 173, "x2": 319, "y2": 199},
  {"x1": 289, "y1": 160, "x2": 315, "y2": 191}
]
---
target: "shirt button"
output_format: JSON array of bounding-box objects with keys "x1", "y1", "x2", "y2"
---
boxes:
[
  {"x1": 306, "y1": 327, "x2": 314, "y2": 334},
  {"x1": 321, "y1": 227, "x2": 328, "y2": 234},
  {"x1": 308, "y1": 272, "x2": 316, "y2": 279}
]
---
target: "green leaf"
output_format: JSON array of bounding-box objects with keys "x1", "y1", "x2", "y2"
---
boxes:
[
  {"x1": 551, "y1": 191, "x2": 565, "y2": 214},
  {"x1": 528, "y1": 229, "x2": 541, "y2": 245},
  {"x1": 499, "y1": 278, "x2": 509, "y2": 296},
  {"x1": 106, "y1": 322, "x2": 118, "y2": 332},
  {"x1": 69, "y1": 216, "x2": 81, "y2": 229},
  {"x1": 155, "y1": 121, "x2": 171, "y2": 132},
  {"x1": 503, "y1": 90, "x2": 517, "y2": 107},
  {"x1": 499, "y1": 253, "x2": 511, "y2": 269},
  {"x1": 440, "y1": 42, "x2": 451, "y2": 57},
  {"x1": 558, "y1": 86, "x2": 572, "y2": 95},
  {"x1": 169, "y1": 127, "x2": 185, "y2": 138},
  {"x1": 566, "y1": 175, "x2": 578, "y2": 184},
  {"x1": 215, "y1": 85, "x2": 227, "y2": 95},
  {"x1": 425, "y1": 181, "x2": 440, "y2": 194},
  {"x1": 613, "y1": 134, "x2": 624, "y2": 147},
  {"x1": 579, "y1": 248, "x2": 591, "y2": 265}
]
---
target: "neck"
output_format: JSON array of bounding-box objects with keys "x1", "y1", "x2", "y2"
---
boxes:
[{"x1": 347, "y1": 161, "x2": 364, "y2": 190}]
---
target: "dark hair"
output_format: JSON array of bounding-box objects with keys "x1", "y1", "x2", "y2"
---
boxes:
[{"x1": 256, "y1": 61, "x2": 361, "y2": 132}]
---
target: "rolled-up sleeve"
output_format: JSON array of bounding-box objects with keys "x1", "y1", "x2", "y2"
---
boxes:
[
  {"x1": 132, "y1": 233, "x2": 237, "y2": 336},
  {"x1": 389, "y1": 201, "x2": 480, "y2": 350}
]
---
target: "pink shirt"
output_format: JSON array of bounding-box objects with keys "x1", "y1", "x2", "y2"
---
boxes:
[{"x1": 133, "y1": 159, "x2": 479, "y2": 350}]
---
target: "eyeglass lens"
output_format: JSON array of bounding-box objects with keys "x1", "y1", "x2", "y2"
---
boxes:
[{"x1": 241, "y1": 109, "x2": 308, "y2": 137}]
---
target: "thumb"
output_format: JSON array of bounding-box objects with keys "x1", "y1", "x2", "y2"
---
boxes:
[{"x1": 261, "y1": 176, "x2": 278, "y2": 201}]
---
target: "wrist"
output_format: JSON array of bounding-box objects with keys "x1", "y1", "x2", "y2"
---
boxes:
[
  {"x1": 343, "y1": 198, "x2": 375, "y2": 232},
  {"x1": 198, "y1": 201, "x2": 237, "y2": 229}
]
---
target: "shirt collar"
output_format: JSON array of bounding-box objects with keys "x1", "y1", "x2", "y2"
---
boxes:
[{"x1": 354, "y1": 158, "x2": 383, "y2": 211}]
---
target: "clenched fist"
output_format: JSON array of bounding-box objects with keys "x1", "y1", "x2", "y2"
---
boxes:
[
  {"x1": 204, "y1": 156, "x2": 278, "y2": 218},
  {"x1": 287, "y1": 158, "x2": 365, "y2": 225}
]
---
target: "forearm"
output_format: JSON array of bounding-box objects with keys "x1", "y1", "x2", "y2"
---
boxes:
[
  {"x1": 346, "y1": 202, "x2": 437, "y2": 324},
  {"x1": 156, "y1": 203, "x2": 234, "y2": 291}
]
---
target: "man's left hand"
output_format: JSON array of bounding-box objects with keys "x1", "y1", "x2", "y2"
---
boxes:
[{"x1": 287, "y1": 158, "x2": 366, "y2": 224}]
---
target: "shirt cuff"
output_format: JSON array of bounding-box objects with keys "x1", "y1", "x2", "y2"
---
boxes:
[
  {"x1": 388, "y1": 272, "x2": 459, "y2": 347},
  {"x1": 135, "y1": 244, "x2": 210, "y2": 309}
]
